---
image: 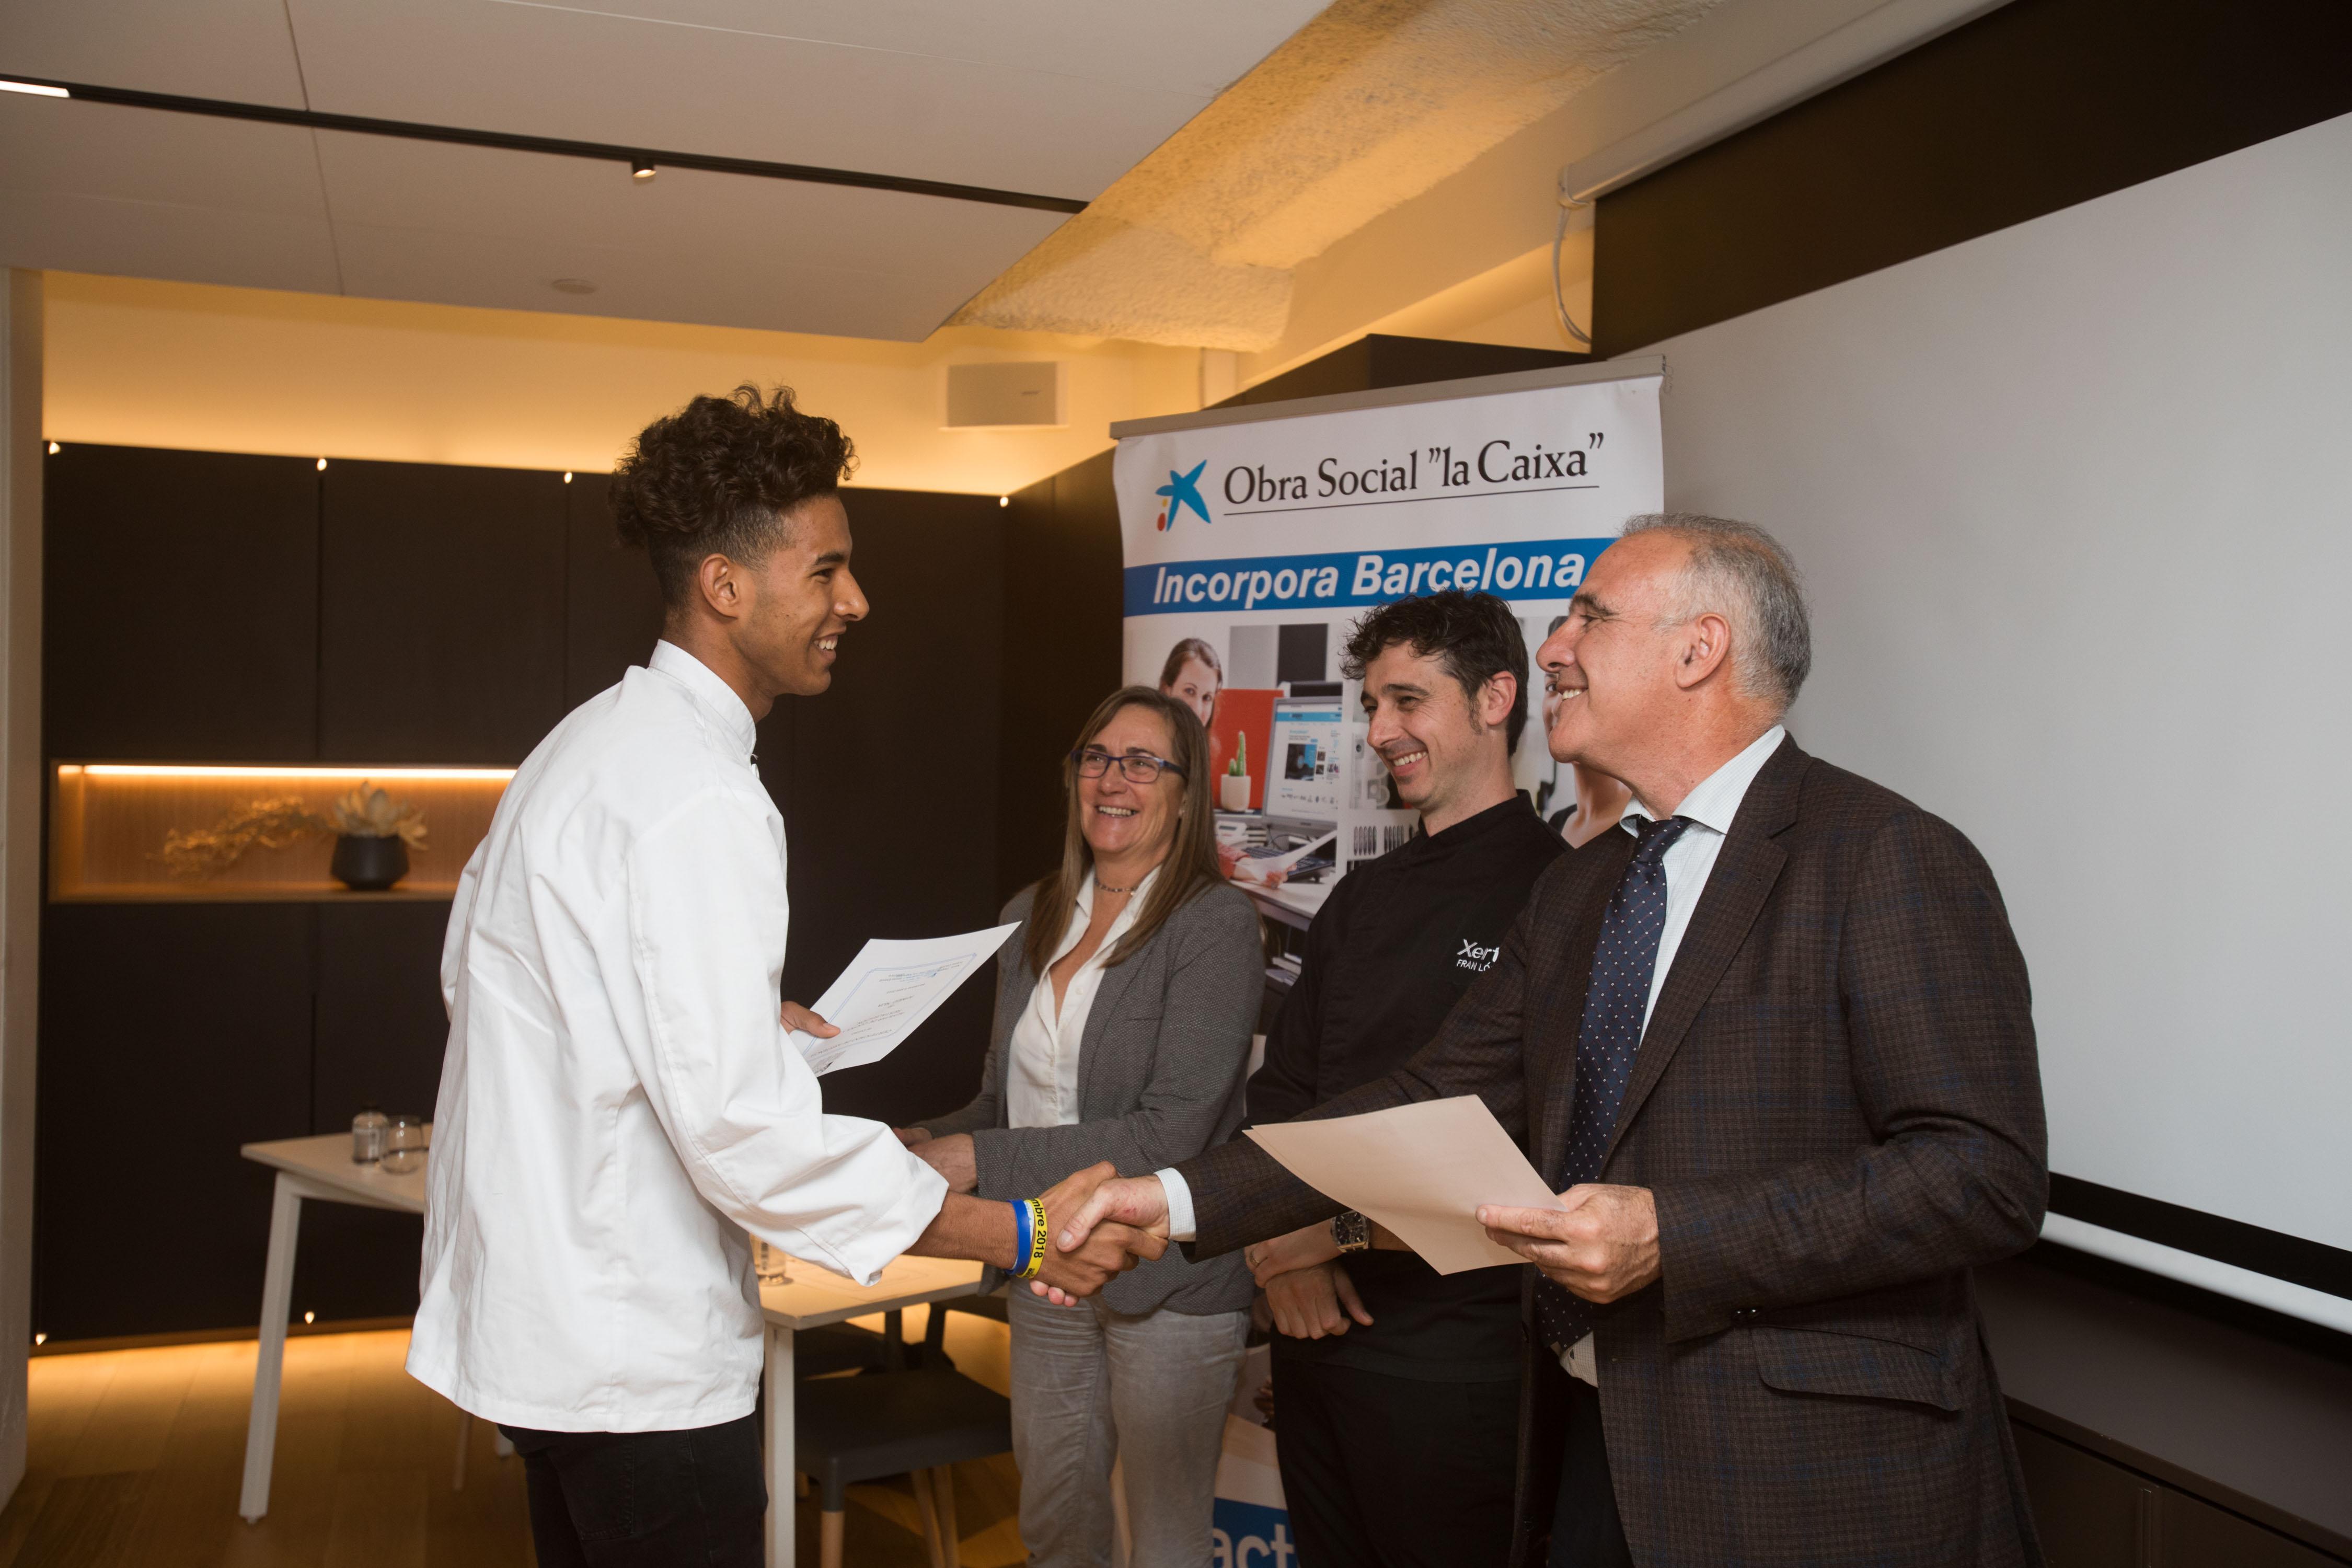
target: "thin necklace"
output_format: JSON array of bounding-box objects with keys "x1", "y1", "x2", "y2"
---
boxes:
[{"x1": 1098, "y1": 879, "x2": 1144, "y2": 894}]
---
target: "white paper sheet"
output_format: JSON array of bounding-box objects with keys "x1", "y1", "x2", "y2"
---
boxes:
[
  {"x1": 789, "y1": 924, "x2": 1021, "y2": 1077},
  {"x1": 1243, "y1": 1096, "x2": 1563, "y2": 1274}
]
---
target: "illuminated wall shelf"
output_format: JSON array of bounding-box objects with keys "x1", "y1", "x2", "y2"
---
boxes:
[{"x1": 49, "y1": 763, "x2": 514, "y2": 904}]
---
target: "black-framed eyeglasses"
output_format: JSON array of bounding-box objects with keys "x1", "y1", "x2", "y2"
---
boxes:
[{"x1": 1071, "y1": 747, "x2": 1184, "y2": 783}]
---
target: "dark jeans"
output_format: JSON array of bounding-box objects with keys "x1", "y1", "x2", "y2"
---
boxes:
[
  {"x1": 499, "y1": 1413, "x2": 766, "y2": 1568},
  {"x1": 1269, "y1": 1342, "x2": 1520, "y2": 1568},
  {"x1": 1546, "y1": 1374, "x2": 1632, "y2": 1568}
]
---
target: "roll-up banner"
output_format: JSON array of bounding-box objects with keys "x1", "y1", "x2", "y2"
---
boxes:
[{"x1": 1112, "y1": 361, "x2": 1664, "y2": 907}]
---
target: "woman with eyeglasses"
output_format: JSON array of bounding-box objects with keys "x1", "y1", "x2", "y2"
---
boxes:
[{"x1": 902, "y1": 686, "x2": 1262, "y2": 1568}]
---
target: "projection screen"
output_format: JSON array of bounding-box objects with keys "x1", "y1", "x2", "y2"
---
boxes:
[{"x1": 1644, "y1": 110, "x2": 2352, "y2": 1329}]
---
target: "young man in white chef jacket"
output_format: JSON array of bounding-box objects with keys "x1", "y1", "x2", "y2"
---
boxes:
[{"x1": 408, "y1": 385, "x2": 1158, "y2": 1566}]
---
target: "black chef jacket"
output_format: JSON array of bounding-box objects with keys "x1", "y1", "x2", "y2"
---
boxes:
[{"x1": 1248, "y1": 792, "x2": 1567, "y2": 1381}]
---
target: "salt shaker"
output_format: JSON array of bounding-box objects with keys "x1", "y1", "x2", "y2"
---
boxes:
[{"x1": 351, "y1": 1105, "x2": 388, "y2": 1163}]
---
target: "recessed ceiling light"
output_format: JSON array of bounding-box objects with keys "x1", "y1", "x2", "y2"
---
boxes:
[
  {"x1": 552, "y1": 278, "x2": 597, "y2": 295},
  {"x1": 48, "y1": 442, "x2": 60, "y2": 455},
  {"x1": 562, "y1": 472, "x2": 573, "y2": 483},
  {"x1": 316, "y1": 457, "x2": 328, "y2": 471},
  {"x1": 630, "y1": 160, "x2": 656, "y2": 182},
  {"x1": 0, "y1": 79, "x2": 68, "y2": 99},
  {"x1": 999, "y1": 496, "x2": 1010, "y2": 507}
]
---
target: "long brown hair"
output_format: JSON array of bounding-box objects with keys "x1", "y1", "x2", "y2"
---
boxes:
[
  {"x1": 1022, "y1": 687, "x2": 1221, "y2": 978},
  {"x1": 1157, "y1": 637, "x2": 1223, "y2": 727}
]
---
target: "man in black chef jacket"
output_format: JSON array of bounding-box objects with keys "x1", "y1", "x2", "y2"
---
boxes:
[{"x1": 1240, "y1": 590, "x2": 1566, "y2": 1568}]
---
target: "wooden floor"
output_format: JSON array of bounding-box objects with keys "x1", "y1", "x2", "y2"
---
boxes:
[{"x1": 0, "y1": 1308, "x2": 1027, "y2": 1568}]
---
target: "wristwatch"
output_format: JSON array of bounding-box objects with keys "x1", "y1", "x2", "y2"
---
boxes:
[{"x1": 1331, "y1": 1210, "x2": 1371, "y2": 1253}]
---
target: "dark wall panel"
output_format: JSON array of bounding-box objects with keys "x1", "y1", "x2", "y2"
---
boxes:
[
  {"x1": 44, "y1": 444, "x2": 320, "y2": 762},
  {"x1": 785, "y1": 488, "x2": 1005, "y2": 1124},
  {"x1": 1592, "y1": 0, "x2": 2352, "y2": 355},
  {"x1": 320, "y1": 460, "x2": 567, "y2": 764},
  {"x1": 563, "y1": 471, "x2": 666, "y2": 709},
  {"x1": 2013, "y1": 1423, "x2": 2143, "y2": 1568},
  {"x1": 291, "y1": 1204, "x2": 425, "y2": 1327},
  {"x1": 995, "y1": 452, "x2": 1124, "y2": 908},
  {"x1": 33, "y1": 904, "x2": 315, "y2": 1341},
  {"x1": 313, "y1": 901, "x2": 453, "y2": 1132},
  {"x1": 298, "y1": 902, "x2": 452, "y2": 1328}
]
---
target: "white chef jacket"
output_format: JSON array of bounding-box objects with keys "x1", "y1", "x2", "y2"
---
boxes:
[
  {"x1": 1007, "y1": 869, "x2": 1157, "y2": 1128},
  {"x1": 408, "y1": 641, "x2": 948, "y2": 1433}
]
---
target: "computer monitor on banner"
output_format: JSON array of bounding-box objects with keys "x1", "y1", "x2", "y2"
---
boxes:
[{"x1": 1256, "y1": 695, "x2": 1340, "y2": 880}]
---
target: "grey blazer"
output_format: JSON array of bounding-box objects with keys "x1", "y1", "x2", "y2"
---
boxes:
[{"x1": 926, "y1": 878, "x2": 1262, "y2": 1317}]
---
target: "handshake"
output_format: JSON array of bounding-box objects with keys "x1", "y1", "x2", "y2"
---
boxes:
[{"x1": 897, "y1": 1126, "x2": 1174, "y2": 1305}]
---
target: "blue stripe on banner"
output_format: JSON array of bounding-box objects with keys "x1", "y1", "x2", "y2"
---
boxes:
[
  {"x1": 1125, "y1": 537, "x2": 1616, "y2": 615},
  {"x1": 1213, "y1": 1500, "x2": 1293, "y2": 1566}
]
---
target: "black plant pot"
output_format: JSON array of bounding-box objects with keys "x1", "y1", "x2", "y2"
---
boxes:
[{"x1": 331, "y1": 833, "x2": 409, "y2": 891}]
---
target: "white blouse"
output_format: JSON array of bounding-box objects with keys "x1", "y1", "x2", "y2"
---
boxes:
[{"x1": 1007, "y1": 868, "x2": 1158, "y2": 1128}]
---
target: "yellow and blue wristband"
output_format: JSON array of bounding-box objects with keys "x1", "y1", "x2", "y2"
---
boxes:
[{"x1": 1011, "y1": 1197, "x2": 1049, "y2": 1281}]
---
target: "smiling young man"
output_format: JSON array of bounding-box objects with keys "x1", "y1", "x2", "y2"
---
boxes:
[
  {"x1": 409, "y1": 386, "x2": 1158, "y2": 1567},
  {"x1": 1238, "y1": 590, "x2": 1566, "y2": 1568}
]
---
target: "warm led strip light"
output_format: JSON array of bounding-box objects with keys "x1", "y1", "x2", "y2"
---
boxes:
[{"x1": 66, "y1": 764, "x2": 515, "y2": 781}]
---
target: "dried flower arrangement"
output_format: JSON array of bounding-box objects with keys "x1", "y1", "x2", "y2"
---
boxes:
[
  {"x1": 331, "y1": 784, "x2": 429, "y2": 849},
  {"x1": 157, "y1": 783, "x2": 428, "y2": 880},
  {"x1": 159, "y1": 797, "x2": 332, "y2": 879}
]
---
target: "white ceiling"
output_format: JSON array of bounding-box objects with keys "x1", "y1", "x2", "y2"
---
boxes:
[
  {"x1": 960, "y1": 0, "x2": 1736, "y2": 349},
  {"x1": 0, "y1": 0, "x2": 1328, "y2": 339}
]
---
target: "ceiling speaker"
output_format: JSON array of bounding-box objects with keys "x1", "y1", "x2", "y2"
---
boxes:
[{"x1": 945, "y1": 362, "x2": 1064, "y2": 428}]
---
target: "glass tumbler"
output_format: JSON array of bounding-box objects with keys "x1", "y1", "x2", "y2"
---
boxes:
[
  {"x1": 351, "y1": 1106, "x2": 388, "y2": 1164},
  {"x1": 753, "y1": 1237, "x2": 791, "y2": 1286},
  {"x1": 381, "y1": 1114, "x2": 429, "y2": 1175}
]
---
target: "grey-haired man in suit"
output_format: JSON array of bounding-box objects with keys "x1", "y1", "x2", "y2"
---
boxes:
[{"x1": 1055, "y1": 514, "x2": 2048, "y2": 1567}]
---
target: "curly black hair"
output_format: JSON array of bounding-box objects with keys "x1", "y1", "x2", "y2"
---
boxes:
[
  {"x1": 1341, "y1": 589, "x2": 1529, "y2": 753},
  {"x1": 608, "y1": 384, "x2": 857, "y2": 608}
]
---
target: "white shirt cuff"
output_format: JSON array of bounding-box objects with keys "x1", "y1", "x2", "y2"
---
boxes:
[{"x1": 1152, "y1": 1167, "x2": 1197, "y2": 1243}]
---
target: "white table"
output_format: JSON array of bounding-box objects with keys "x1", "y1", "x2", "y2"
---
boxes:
[
  {"x1": 237, "y1": 1133, "x2": 988, "y2": 1568},
  {"x1": 237, "y1": 1133, "x2": 430, "y2": 1522}
]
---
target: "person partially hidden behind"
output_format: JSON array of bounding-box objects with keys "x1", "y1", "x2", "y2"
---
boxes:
[
  {"x1": 1056, "y1": 513, "x2": 2050, "y2": 1567},
  {"x1": 409, "y1": 386, "x2": 1160, "y2": 1567},
  {"x1": 899, "y1": 687, "x2": 1263, "y2": 1568},
  {"x1": 1237, "y1": 591, "x2": 1564, "y2": 1568}
]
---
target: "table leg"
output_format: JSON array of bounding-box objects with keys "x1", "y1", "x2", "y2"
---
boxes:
[
  {"x1": 238, "y1": 1174, "x2": 303, "y2": 1522},
  {"x1": 765, "y1": 1321, "x2": 795, "y2": 1568},
  {"x1": 932, "y1": 1467, "x2": 960, "y2": 1568}
]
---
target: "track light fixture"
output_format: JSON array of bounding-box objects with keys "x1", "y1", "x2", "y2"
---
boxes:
[{"x1": 631, "y1": 160, "x2": 656, "y2": 182}]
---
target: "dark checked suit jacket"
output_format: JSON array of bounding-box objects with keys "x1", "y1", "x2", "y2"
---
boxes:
[{"x1": 1174, "y1": 735, "x2": 2049, "y2": 1568}]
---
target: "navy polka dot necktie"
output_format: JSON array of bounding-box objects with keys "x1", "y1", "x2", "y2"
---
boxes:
[{"x1": 1534, "y1": 813, "x2": 1691, "y2": 1353}]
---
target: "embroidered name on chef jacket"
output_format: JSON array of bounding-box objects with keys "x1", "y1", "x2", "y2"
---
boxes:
[{"x1": 1456, "y1": 938, "x2": 1503, "y2": 973}]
